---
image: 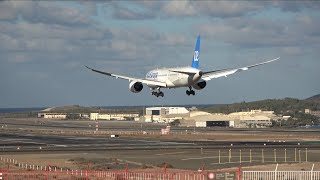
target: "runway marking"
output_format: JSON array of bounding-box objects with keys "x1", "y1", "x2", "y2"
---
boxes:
[
  {"x1": 0, "y1": 139, "x2": 30, "y2": 141},
  {"x1": 155, "y1": 151, "x2": 187, "y2": 156},
  {"x1": 51, "y1": 144, "x2": 68, "y2": 147},
  {"x1": 182, "y1": 156, "x2": 219, "y2": 160},
  {"x1": 0, "y1": 139, "x2": 47, "y2": 144}
]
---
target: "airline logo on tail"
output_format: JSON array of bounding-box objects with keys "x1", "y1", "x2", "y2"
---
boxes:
[
  {"x1": 191, "y1": 35, "x2": 200, "y2": 69},
  {"x1": 194, "y1": 51, "x2": 199, "y2": 61}
]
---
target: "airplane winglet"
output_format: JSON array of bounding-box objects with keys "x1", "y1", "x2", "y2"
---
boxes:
[
  {"x1": 85, "y1": 66, "x2": 112, "y2": 76},
  {"x1": 85, "y1": 65, "x2": 92, "y2": 70}
]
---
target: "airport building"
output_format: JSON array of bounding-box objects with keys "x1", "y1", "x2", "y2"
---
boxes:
[
  {"x1": 144, "y1": 107, "x2": 189, "y2": 123},
  {"x1": 305, "y1": 109, "x2": 320, "y2": 118},
  {"x1": 37, "y1": 113, "x2": 89, "y2": 119},
  {"x1": 144, "y1": 107, "x2": 280, "y2": 128},
  {"x1": 38, "y1": 113, "x2": 67, "y2": 119},
  {"x1": 188, "y1": 109, "x2": 276, "y2": 128},
  {"x1": 89, "y1": 113, "x2": 140, "y2": 121},
  {"x1": 38, "y1": 112, "x2": 139, "y2": 121}
]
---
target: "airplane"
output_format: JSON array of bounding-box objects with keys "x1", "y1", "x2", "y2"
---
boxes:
[{"x1": 86, "y1": 35, "x2": 279, "y2": 97}]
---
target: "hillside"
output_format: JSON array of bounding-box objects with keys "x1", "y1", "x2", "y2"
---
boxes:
[
  {"x1": 200, "y1": 97, "x2": 320, "y2": 115},
  {"x1": 199, "y1": 97, "x2": 320, "y2": 126},
  {"x1": 41, "y1": 105, "x2": 97, "y2": 113},
  {"x1": 41, "y1": 105, "x2": 142, "y2": 114},
  {"x1": 306, "y1": 94, "x2": 320, "y2": 103}
]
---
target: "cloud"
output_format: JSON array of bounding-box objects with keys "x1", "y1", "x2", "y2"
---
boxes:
[
  {"x1": 162, "y1": 1, "x2": 196, "y2": 17},
  {"x1": 28, "y1": 3, "x2": 91, "y2": 26},
  {"x1": 0, "y1": 16, "x2": 187, "y2": 71},
  {"x1": 0, "y1": 1, "x2": 18, "y2": 20},
  {"x1": 105, "y1": 1, "x2": 156, "y2": 20},
  {"x1": 160, "y1": 1, "x2": 266, "y2": 18},
  {"x1": 1, "y1": 1, "x2": 319, "y2": 108},
  {"x1": 0, "y1": 1, "x2": 94, "y2": 26},
  {"x1": 7, "y1": 54, "x2": 31, "y2": 64},
  {"x1": 282, "y1": 46, "x2": 303, "y2": 55},
  {"x1": 272, "y1": 0, "x2": 320, "y2": 12},
  {"x1": 112, "y1": 6, "x2": 155, "y2": 20},
  {"x1": 107, "y1": 1, "x2": 264, "y2": 19},
  {"x1": 196, "y1": 1, "x2": 264, "y2": 18},
  {"x1": 198, "y1": 16, "x2": 320, "y2": 48},
  {"x1": 133, "y1": 1, "x2": 320, "y2": 19}
]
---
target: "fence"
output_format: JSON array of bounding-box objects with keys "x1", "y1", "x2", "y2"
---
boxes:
[
  {"x1": 209, "y1": 148, "x2": 309, "y2": 166},
  {"x1": 242, "y1": 171, "x2": 320, "y2": 180},
  {"x1": 0, "y1": 158, "x2": 241, "y2": 180},
  {"x1": 0, "y1": 169, "x2": 241, "y2": 180}
]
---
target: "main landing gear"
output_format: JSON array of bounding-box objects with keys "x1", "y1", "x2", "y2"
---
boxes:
[
  {"x1": 152, "y1": 88, "x2": 164, "y2": 97},
  {"x1": 152, "y1": 91, "x2": 164, "y2": 97},
  {"x1": 186, "y1": 87, "x2": 195, "y2": 96}
]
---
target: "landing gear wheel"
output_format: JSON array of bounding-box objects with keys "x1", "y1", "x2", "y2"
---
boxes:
[
  {"x1": 186, "y1": 88, "x2": 195, "y2": 96},
  {"x1": 152, "y1": 91, "x2": 164, "y2": 97}
]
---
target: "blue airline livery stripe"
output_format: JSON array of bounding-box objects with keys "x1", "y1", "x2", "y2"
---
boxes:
[{"x1": 191, "y1": 35, "x2": 200, "y2": 69}]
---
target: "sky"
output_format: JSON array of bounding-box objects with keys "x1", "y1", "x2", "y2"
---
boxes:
[{"x1": 0, "y1": 1, "x2": 320, "y2": 108}]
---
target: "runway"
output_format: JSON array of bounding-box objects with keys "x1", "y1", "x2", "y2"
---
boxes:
[
  {"x1": 3, "y1": 120, "x2": 320, "y2": 133},
  {"x1": 1, "y1": 132, "x2": 319, "y2": 170},
  {"x1": 1, "y1": 119, "x2": 320, "y2": 170},
  {"x1": 1, "y1": 132, "x2": 320, "y2": 153}
]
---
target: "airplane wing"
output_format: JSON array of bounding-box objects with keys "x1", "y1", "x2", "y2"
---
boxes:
[
  {"x1": 202, "y1": 57, "x2": 280, "y2": 81},
  {"x1": 85, "y1": 66, "x2": 167, "y2": 87}
]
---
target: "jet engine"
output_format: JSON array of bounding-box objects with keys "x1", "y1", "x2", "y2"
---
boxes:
[
  {"x1": 188, "y1": 71, "x2": 203, "y2": 83},
  {"x1": 192, "y1": 80, "x2": 206, "y2": 90},
  {"x1": 129, "y1": 81, "x2": 143, "y2": 93}
]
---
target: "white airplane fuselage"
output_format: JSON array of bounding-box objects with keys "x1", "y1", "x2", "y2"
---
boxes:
[{"x1": 145, "y1": 66, "x2": 202, "y2": 88}]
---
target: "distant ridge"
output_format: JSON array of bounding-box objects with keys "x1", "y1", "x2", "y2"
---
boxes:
[
  {"x1": 306, "y1": 94, "x2": 320, "y2": 102},
  {"x1": 41, "y1": 105, "x2": 98, "y2": 113},
  {"x1": 41, "y1": 107, "x2": 56, "y2": 112}
]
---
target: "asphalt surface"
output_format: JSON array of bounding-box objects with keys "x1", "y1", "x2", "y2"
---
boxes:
[
  {"x1": 1, "y1": 118, "x2": 320, "y2": 153},
  {"x1": 1, "y1": 132, "x2": 319, "y2": 170},
  {"x1": 2, "y1": 118, "x2": 320, "y2": 133},
  {"x1": 1, "y1": 118, "x2": 320, "y2": 170},
  {"x1": 1, "y1": 132, "x2": 320, "y2": 153}
]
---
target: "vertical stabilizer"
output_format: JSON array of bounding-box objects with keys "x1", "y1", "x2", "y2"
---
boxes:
[{"x1": 191, "y1": 35, "x2": 200, "y2": 69}]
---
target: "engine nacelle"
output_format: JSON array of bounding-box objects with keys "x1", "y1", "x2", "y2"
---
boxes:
[
  {"x1": 192, "y1": 80, "x2": 207, "y2": 90},
  {"x1": 129, "y1": 81, "x2": 143, "y2": 93}
]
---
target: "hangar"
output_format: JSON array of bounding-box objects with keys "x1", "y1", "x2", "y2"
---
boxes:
[
  {"x1": 144, "y1": 107, "x2": 189, "y2": 123},
  {"x1": 196, "y1": 121, "x2": 230, "y2": 127},
  {"x1": 143, "y1": 107, "x2": 280, "y2": 128},
  {"x1": 188, "y1": 110, "x2": 275, "y2": 128}
]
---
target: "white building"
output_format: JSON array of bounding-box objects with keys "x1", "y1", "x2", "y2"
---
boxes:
[
  {"x1": 189, "y1": 109, "x2": 278, "y2": 128},
  {"x1": 146, "y1": 107, "x2": 189, "y2": 116},
  {"x1": 145, "y1": 107, "x2": 189, "y2": 123},
  {"x1": 89, "y1": 113, "x2": 139, "y2": 121},
  {"x1": 43, "y1": 113, "x2": 67, "y2": 119},
  {"x1": 38, "y1": 113, "x2": 89, "y2": 119}
]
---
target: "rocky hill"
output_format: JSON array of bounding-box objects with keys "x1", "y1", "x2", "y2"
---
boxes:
[{"x1": 306, "y1": 94, "x2": 320, "y2": 103}]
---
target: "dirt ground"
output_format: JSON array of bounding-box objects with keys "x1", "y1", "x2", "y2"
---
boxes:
[{"x1": 1, "y1": 148, "x2": 320, "y2": 172}]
